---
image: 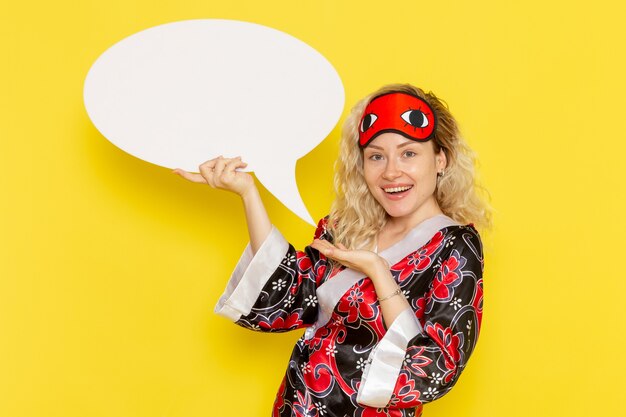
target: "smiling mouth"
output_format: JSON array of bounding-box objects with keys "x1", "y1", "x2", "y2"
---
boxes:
[{"x1": 383, "y1": 185, "x2": 413, "y2": 194}]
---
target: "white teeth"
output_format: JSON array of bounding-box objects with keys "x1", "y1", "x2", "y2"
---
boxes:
[{"x1": 384, "y1": 186, "x2": 413, "y2": 193}]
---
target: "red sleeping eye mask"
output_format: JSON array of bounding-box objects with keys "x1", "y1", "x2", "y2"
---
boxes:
[{"x1": 358, "y1": 92, "x2": 437, "y2": 148}]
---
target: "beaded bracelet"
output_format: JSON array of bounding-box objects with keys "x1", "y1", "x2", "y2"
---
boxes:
[{"x1": 377, "y1": 287, "x2": 402, "y2": 302}]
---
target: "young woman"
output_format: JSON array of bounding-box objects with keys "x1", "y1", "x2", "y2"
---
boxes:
[{"x1": 173, "y1": 84, "x2": 491, "y2": 417}]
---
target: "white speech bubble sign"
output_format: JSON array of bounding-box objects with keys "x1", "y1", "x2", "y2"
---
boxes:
[{"x1": 84, "y1": 19, "x2": 344, "y2": 225}]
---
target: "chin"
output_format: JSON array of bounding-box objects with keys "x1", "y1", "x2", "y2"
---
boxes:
[
  {"x1": 385, "y1": 209, "x2": 414, "y2": 219},
  {"x1": 379, "y1": 203, "x2": 415, "y2": 219}
]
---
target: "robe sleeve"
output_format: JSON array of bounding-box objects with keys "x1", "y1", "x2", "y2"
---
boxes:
[
  {"x1": 357, "y1": 225, "x2": 484, "y2": 409},
  {"x1": 214, "y1": 217, "x2": 330, "y2": 333}
]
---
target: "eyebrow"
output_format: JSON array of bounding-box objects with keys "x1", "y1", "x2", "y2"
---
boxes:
[{"x1": 366, "y1": 140, "x2": 416, "y2": 151}]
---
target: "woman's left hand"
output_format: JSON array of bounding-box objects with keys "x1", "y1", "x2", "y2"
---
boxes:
[{"x1": 310, "y1": 239, "x2": 390, "y2": 279}]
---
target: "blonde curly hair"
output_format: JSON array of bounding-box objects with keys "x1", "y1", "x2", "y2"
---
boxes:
[{"x1": 327, "y1": 83, "x2": 492, "y2": 250}]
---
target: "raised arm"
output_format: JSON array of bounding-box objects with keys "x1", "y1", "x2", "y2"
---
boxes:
[
  {"x1": 310, "y1": 238, "x2": 410, "y2": 329},
  {"x1": 173, "y1": 156, "x2": 271, "y2": 254},
  {"x1": 313, "y1": 227, "x2": 484, "y2": 409},
  {"x1": 358, "y1": 227, "x2": 484, "y2": 409}
]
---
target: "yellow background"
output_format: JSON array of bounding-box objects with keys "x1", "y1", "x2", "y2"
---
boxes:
[{"x1": 1, "y1": 0, "x2": 624, "y2": 416}]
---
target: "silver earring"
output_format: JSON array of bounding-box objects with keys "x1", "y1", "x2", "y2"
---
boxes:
[{"x1": 437, "y1": 170, "x2": 445, "y2": 177}]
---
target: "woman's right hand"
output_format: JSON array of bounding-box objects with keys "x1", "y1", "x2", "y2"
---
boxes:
[{"x1": 172, "y1": 156, "x2": 255, "y2": 197}]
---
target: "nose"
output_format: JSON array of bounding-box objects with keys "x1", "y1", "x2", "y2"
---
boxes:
[{"x1": 382, "y1": 158, "x2": 401, "y2": 180}]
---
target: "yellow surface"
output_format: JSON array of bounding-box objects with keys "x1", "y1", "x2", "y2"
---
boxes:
[{"x1": 1, "y1": 0, "x2": 625, "y2": 416}]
